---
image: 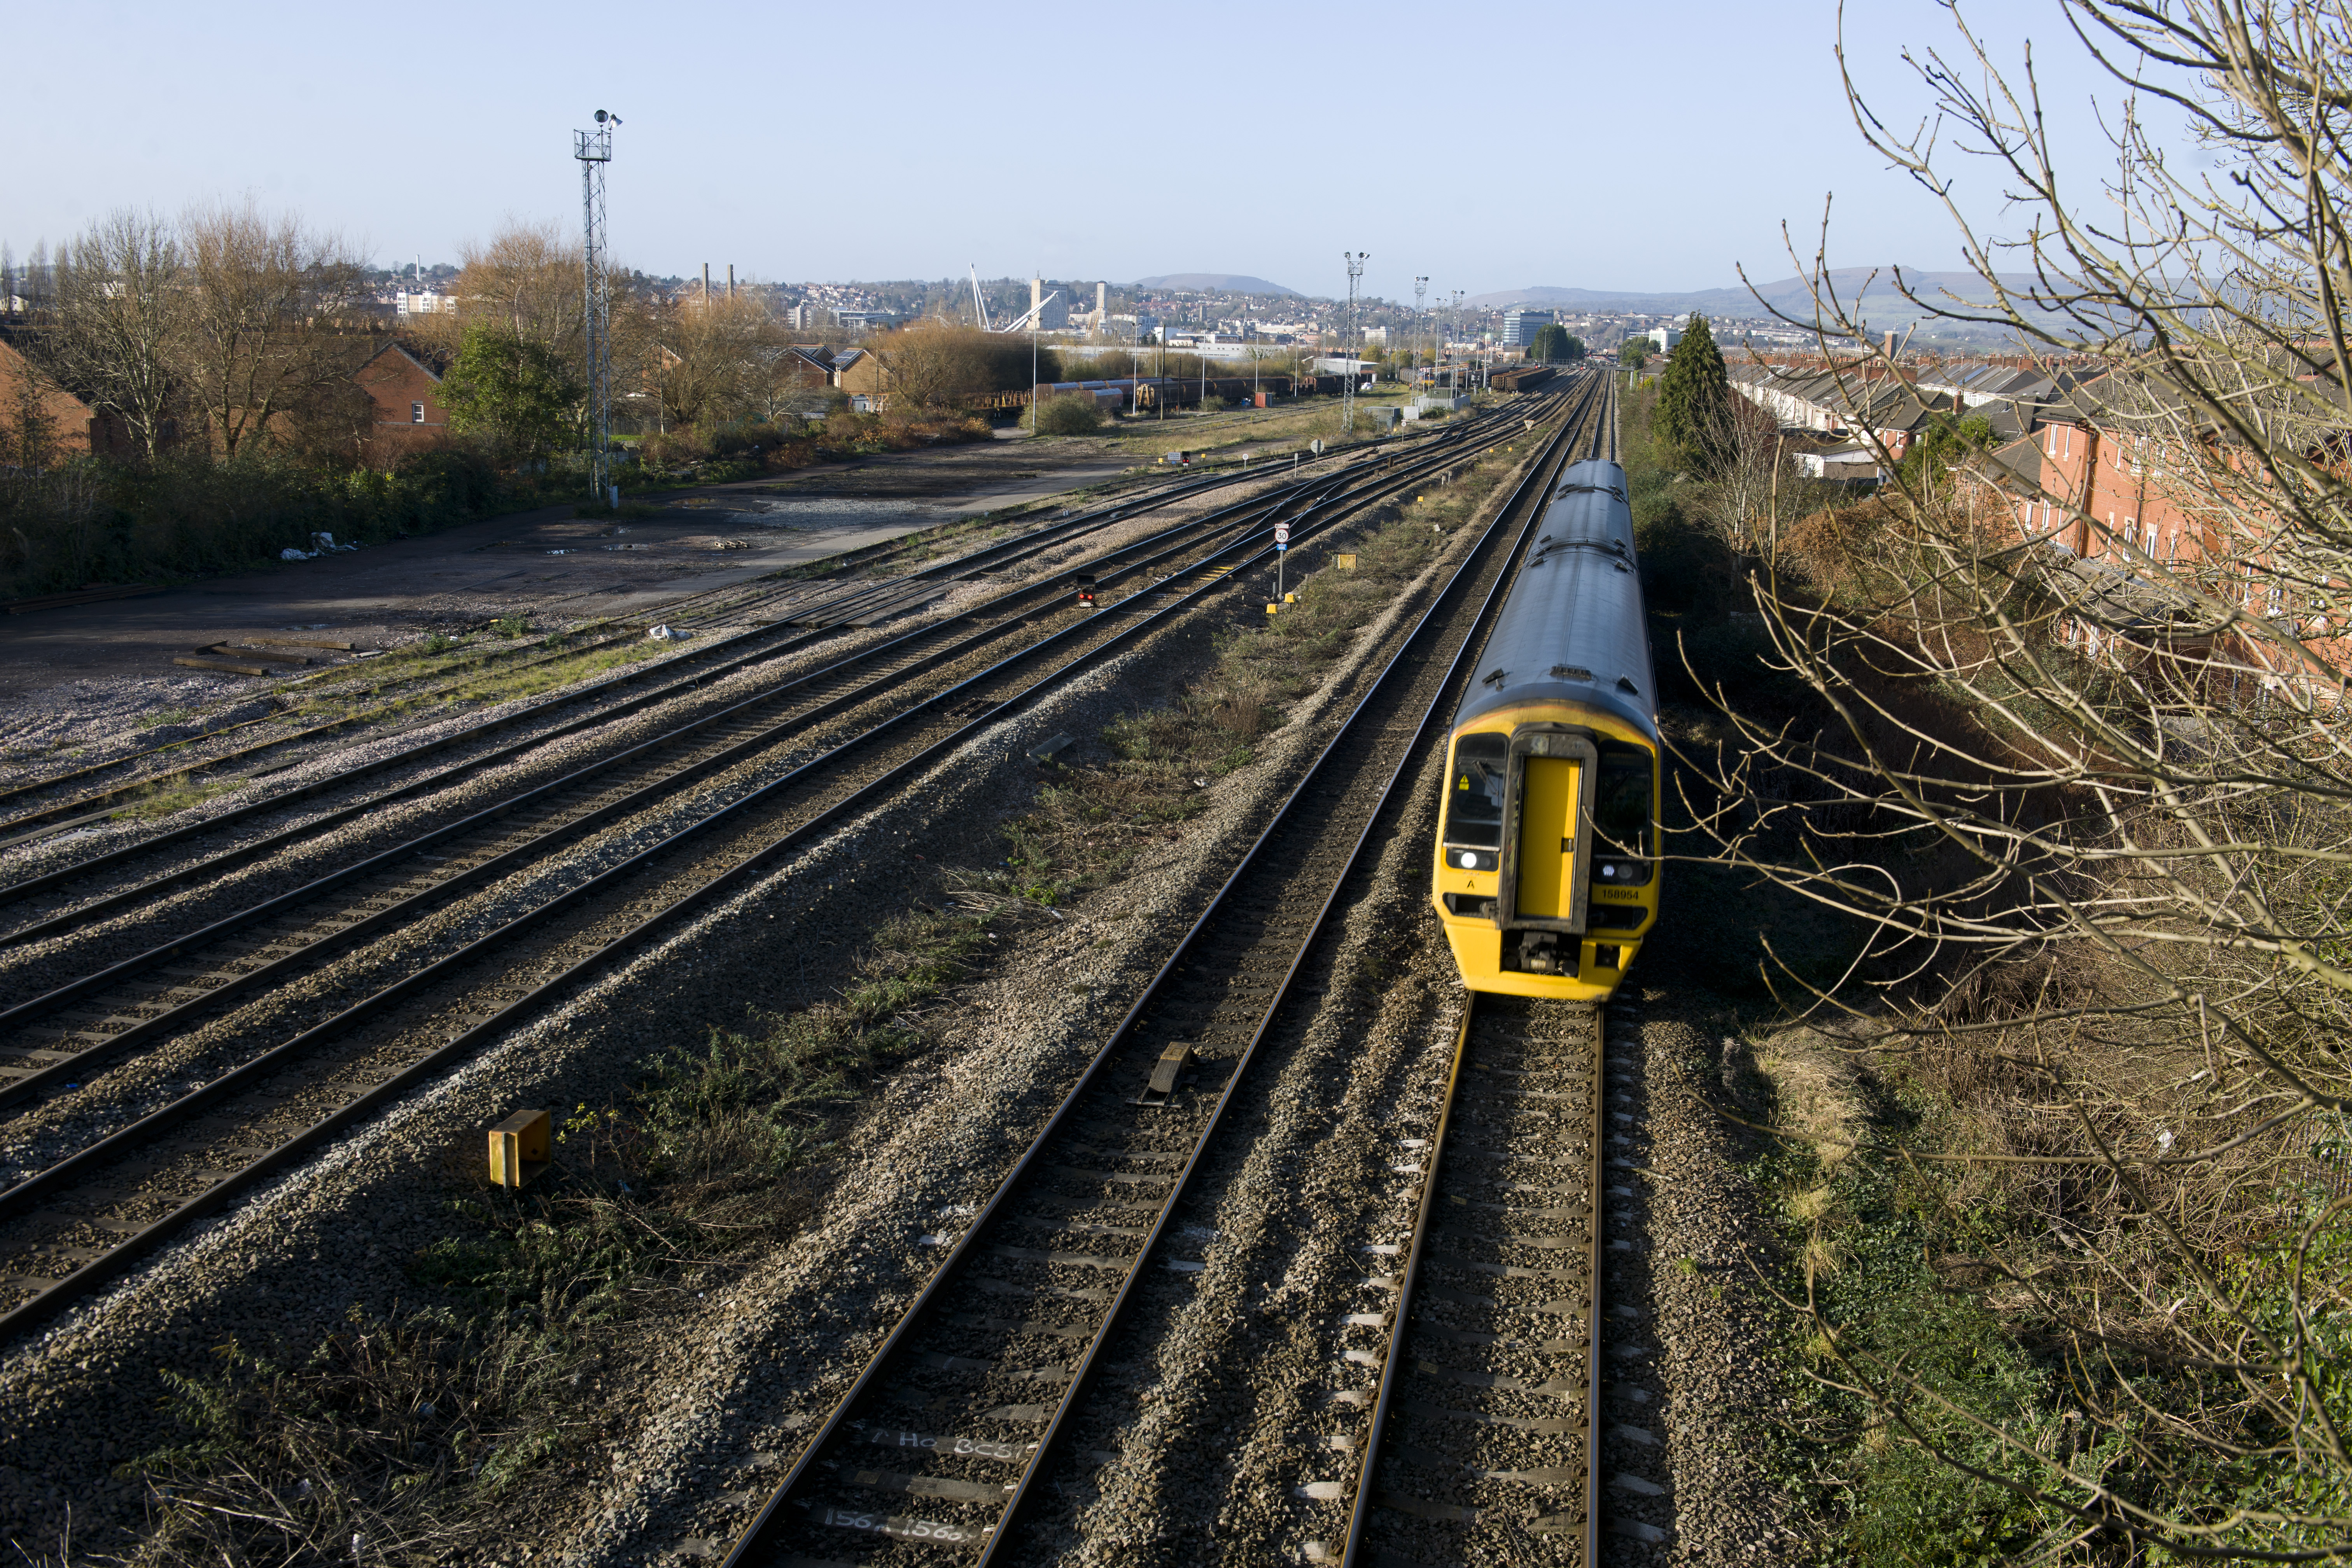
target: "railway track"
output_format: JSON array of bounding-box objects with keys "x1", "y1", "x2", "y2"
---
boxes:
[
  {"x1": 0, "y1": 422, "x2": 1518, "y2": 1101},
  {"x1": 1330, "y1": 993, "x2": 1614, "y2": 1564},
  {"x1": 712, "y1": 371, "x2": 1612, "y2": 1566},
  {"x1": 0, "y1": 440, "x2": 1406, "y2": 851},
  {"x1": 0, "y1": 457, "x2": 1380, "y2": 965},
  {"x1": 0, "y1": 395, "x2": 1563, "y2": 1339}
]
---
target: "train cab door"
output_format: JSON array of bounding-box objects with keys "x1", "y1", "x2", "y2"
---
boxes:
[{"x1": 1499, "y1": 728, "x2": 1598, "y2": 959}]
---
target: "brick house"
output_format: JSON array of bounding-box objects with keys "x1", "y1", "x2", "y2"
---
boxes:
[
  {"x1": 354, "y1": 340, "x2": 452, "y2": 460},
  {"x1": 0, "y1": 339, "x2": 104, "y2": 460}
]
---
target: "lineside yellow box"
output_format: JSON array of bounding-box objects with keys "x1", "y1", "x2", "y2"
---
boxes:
[
  {"x1": 489, "y1": 1109, "x2": 550, "y2": 1188},
  {"x1": 1335, "y1": 553, "x2": 1357, "y2": 570}
]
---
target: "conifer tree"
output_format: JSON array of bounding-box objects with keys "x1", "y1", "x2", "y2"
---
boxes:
[{"x1": 1652, "y1": 312, "x2": 1729, "y2": 470}]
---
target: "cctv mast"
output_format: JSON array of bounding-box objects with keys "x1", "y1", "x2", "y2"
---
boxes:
[{"x1": 576, "y1": 110, "x2": 620, "y2": 501}]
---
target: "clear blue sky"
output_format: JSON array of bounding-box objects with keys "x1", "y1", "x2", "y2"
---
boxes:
[{"x1": 8, "y1": 0, "x2": 2163, "y2": 302}]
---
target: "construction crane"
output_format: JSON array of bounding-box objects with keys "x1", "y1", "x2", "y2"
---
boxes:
[{"x1": 966, "y1": 264, "x2": 1059, "y2": 334}]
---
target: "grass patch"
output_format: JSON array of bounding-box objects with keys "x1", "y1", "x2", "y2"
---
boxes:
[
  {"x1": 116, "y1": 903, "x2": 1004, "y2": 1560},
  {"x1": 120, "y1": 775, "x2": 243, "y2": 822}
]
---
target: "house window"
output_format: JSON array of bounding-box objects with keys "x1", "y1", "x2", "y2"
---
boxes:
[{"x1": 411, "y1": 402, "x2": 425, "y2": 424}]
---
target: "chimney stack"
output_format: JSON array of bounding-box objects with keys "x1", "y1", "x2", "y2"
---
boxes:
[
  {"x1": 727, "y1": 264, "x2": 735, "y2": 300},
  {"x1": 1883, "y1": 329, "x2": 1897, "y2": 359},
  {"x1": 703, "y1": 262, "x2": 711, "y2": 303}
]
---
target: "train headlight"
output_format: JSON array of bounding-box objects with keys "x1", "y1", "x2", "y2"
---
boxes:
[{"x1": 1450, "y1": 849, "x2": 1493, "y2": 871}]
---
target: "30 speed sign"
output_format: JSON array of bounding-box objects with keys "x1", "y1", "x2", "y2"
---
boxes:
[{"x1": 1274, "y1": 525, "x2": 1290, "y2": 544}]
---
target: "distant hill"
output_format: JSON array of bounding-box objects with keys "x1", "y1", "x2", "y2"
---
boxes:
[
  {"x1": 1468, "y1": 268, "x2": 2040, "y2": 326},
  {"x1": 1130, "y1": 273, "x2": 1302, "y2": 297}
]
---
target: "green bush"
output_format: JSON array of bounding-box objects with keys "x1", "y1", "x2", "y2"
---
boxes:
[
  {"x1": 0, "y1": 446, "x2": 510, "y2": 599},
  {"x1": 1035, "y1": 394, "x2": 1105, "y2": 436}
]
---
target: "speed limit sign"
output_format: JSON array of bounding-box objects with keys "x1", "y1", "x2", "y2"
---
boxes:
[{"x1": 1274, "y1": 524, "x2": 1290, "y2": 545}]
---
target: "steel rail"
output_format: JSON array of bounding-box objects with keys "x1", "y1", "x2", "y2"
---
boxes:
[
  {"x1": 1341, "y1": 375, "x2": 1618, "y2": 1566},
  {"x1": 0, "y1": 458, "x2": 1375, "y2": 944},
  {"x1": 0, "y1": 410, "x2": 1518, "y2": 898},
  {"x1": 1335, "y1": 1002, "x2": 1606, "y2": 1565},
  {"x1": 0, "y1": 459, "x2": 1396, "y2": 1102},
  {"x1": 0, "y1": 410, "x2": 1507, "y2": 1010},
  {"x1": 0, "y1": 396, "x2": 1559, "y2": 1342},
  {"x1": 716, "y1": 371, "x2": 1605, "y2": 1568},
  {"x1": 0, "y1": 432, "x2": 1410, "y2": 845}
]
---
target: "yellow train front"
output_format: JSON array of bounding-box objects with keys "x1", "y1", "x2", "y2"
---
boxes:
[{"x1": 1432, "y1": 458, "x2": 1660, "y2": 1001}]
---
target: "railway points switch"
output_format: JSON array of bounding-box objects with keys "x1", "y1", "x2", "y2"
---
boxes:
[{"x1": 488, "y1": 1109, "x2": 551, "y2": 1188}]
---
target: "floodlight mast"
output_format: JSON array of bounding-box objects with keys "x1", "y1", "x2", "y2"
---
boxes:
[
  {"x1": 576, "y1": 112, "x2": 618, "y2": 502},
  {"x1": 1341, "y1": 252, "x2": 1367, "y2": 435}
]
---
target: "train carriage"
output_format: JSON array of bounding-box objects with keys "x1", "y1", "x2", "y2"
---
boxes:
[{"x1": 1432, "y1": 458, "x2": 1661, "y2": 999}]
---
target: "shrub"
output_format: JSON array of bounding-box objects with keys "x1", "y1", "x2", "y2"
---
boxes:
[
  {"x1": 637, "y1": 429, "x2": 710, "y2": 467},
  {"x1": 1035, "y1": 395, "x2": 1104, "y2": 436}
]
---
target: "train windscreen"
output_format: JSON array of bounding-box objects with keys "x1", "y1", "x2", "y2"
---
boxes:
[
  {"x1": 1443, "y1": 734, "x2": 1508, "y2": 849},
  {"x1": 1593, "y1": 741, "x2": 1654, "y2": 886}
]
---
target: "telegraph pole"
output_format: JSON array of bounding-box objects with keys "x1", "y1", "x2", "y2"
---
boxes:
[
  {"x1": 575, "y1": 110, "x2": 619, "y2": 505},
  {"x1": 1342, "y1": 251, "x2": 1367, "y2": 435}
]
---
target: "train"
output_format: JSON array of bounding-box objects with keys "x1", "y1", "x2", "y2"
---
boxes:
[
  {"x1": 1431, "y1": 457, "x2": 1661, "y2": 1000},
  {"x1": 1488, "y1": 364, "x2": 1558, "y2": 394},
  {"x1": 1025, "y1": 374, "x2": 1365, "y2": 413}
]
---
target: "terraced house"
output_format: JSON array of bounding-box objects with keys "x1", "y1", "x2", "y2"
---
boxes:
[{"x1": 1730, "y1": 356, "x2": 2345, "y2": 696}]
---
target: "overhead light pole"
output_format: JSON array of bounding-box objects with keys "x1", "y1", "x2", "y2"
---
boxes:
[
  {"x1": 574, "y1": 109, "x2": 620, "y2": 505},
  {"x1": 1414, "y1": 275, "x2": 1428, "y2": 390},
  {"x1": 1342, "y1": 251, "x2": 1367, "y2": 436}
]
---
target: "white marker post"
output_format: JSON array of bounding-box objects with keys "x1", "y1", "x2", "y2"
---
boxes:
[{"x1": 1274, "y1": 522, "x2": 1290, "y2": 601}]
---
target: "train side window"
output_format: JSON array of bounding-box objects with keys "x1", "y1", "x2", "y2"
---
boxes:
[
  {"x1": 1442, "y1": 733, "x2": 1508, "y2": 849},
  {"x1": 1593, "y1": 742, "x2": 1654, "y2": 886}
]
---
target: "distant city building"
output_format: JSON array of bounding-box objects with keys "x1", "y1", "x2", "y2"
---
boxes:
[
  {"x1": 396, "y1": 291, "x2": 455, "y2": 317},
  {"x1": 1030, "y1": 279, "x2": 1070, "y2": 331},
  {"x1": 1500, "y1": 308, "x2": 1554, "y2": 346}
]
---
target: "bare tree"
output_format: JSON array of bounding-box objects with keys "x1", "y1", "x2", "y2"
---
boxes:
[
  {"x1": 438, "y1": 219, "x2": 585, "y2": 358},
  {"x1": 1691, "y1": 3, "x2": 2352, "y2": 1556},
  {"x1": 40, "y1": 210, "x2": 183, "y2": 459},
  {"x1": 175, "y1": 201, "x2": 366, "y2": 458},
  {"x1": 646, "y1": 289, "x2": 783, "y2": 431}
]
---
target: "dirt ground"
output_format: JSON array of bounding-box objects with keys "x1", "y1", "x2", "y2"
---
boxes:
[{"x1": 0, "y1": 433, "x2": 1138, "y2": 727}]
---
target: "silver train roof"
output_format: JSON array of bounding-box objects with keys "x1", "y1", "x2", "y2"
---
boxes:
[{"x1": 1450, "y1": 458, "x2": 1659, "y2": 740}]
